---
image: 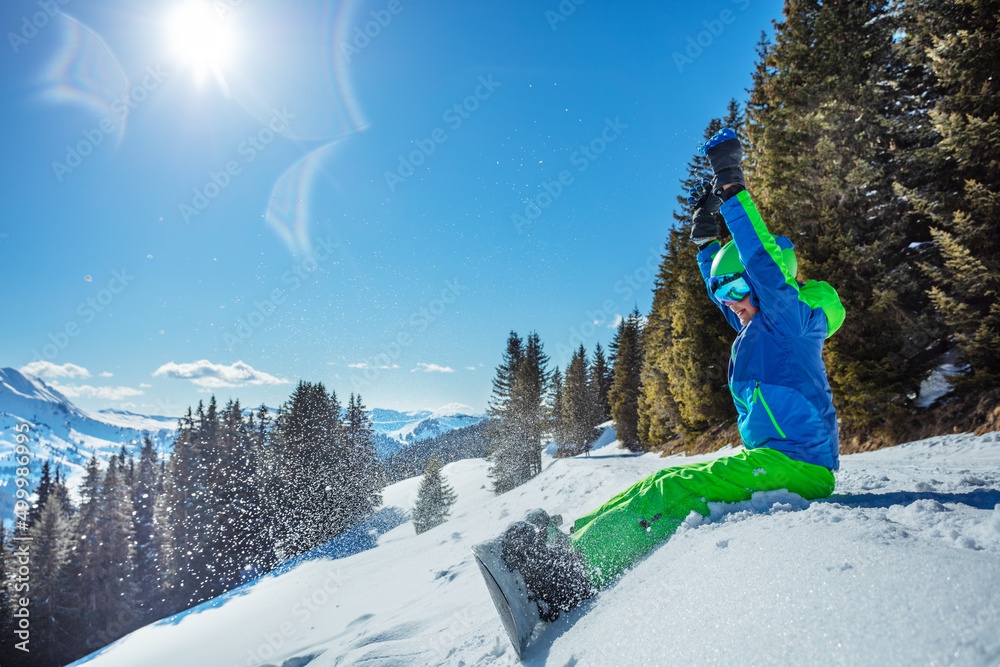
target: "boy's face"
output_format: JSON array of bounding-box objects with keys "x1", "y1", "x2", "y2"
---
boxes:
[{"x1": 726, "y1": 294, "x2": 759, "y2": 326}]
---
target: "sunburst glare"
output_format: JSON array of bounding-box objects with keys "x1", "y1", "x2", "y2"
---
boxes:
[{"x1": 165, "y1": 1, "x2": 236, "y2": 89}]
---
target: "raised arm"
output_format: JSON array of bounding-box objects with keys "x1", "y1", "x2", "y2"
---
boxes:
[
  {"x1": 687, "y1": 179, "x2": 743, "y2": 331},
  {"x1": 719, "y1": 190, "x2": 810, "y2": 333},
  {"x1": 697, "y1": 129, "x2": 815, "y2": 335}
]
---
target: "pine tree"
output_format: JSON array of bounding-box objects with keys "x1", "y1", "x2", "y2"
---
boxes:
[
  {"x1": 412, "y1": 456, "x2": 457, "y2": 534},
  {"x1": 486, "y1": 331, "x2": 549, "y2": 492},
  {"x1": 546, "y1": 367, "x2": 567, "y2": 447},
  {"x1": 894, "y1": 0, "x2": 1000, "y2": 393},
  {"x1": 486, "y1": 332, "x2": 525, "y2": 493},
  {"x1": 184, "y1": 396, "x2": 224, "y2": 605},
  {"x1": 131, "y1": 436, "x2": 160, "y2": 624},
  {"x1": 52, "y1": 467, "x2": 73, "y2": 519},
  {"x1": 344, "y1": 393, "x2": 385, "y2": 525},
  {"x1": 248, "y1": 404, "x2": 278, "y2": 577},
  {"x1": 153, "y1": 407, "x2": 196, "y2": 615},
  {"x1": 744, "y1": 2, "x2": 941, "y2": 439},
  {"x1": 58, "y1": 459, "x2": 138, "y2": 659},
  {"x1": 639, "y1": 232, "x2": 685, "y2": 449},
  {"x1": 60, "y1": 455, "x2": 102, "y2": 631},
  {"x1": 639, "y1": 109, "x2": 742, "y2": 448},
  {"x1": 92, "y1": 463, "x2": 139, "y2": 648},
  {"x1": 517, "y1": 332, "x2": 550, "y2": 477},
  {"x1": 562, "y1": 345, "x2": 599, "y2": 455},
  {"x1": 201, "y1": 399, "x2": 261, "y2": 597},
  {"x1": 26, "y1": 494, "x2": 74, "y2": 665},
  {"x1": 273, "y1": 382, "x2": 353, "y2": 558},
  {"x1": 0, "y1": 523, "x2": 14, "y2": 666},
  {"x1": 590, "y1": 342, "x2": 613, "y2": 423},
  {"x1": 609, "y1": 309, "x2": 645, "y2": 451},
  {"x1": 27, "y1": 459, "x2": 53, "y2": 529}
]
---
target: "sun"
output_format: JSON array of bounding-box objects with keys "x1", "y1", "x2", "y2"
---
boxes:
[{"x1": 166, "y1": 2, "x2": 236, "y2": 86}]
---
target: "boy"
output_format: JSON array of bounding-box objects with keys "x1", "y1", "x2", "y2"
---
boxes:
[{"x1": 474, "y1": 129, "x2": 845, "y2": 656}]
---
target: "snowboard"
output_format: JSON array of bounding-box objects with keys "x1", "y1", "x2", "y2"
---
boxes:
[{"x1": 472, "y1": 538, "x2": 540, "y2": 660}]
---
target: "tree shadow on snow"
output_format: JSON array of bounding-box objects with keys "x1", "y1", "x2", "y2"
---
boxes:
[
  {"x1": 819, "y1": 489, "x2": 1000, "y2": 510},
  {"x1": 577, "y1": 451, "x2": 644, "y2": 460}
]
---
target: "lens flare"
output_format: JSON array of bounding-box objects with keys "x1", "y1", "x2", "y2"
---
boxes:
[
  {"x1": 39, "y1": 13, "x2": 129, "y2": 144},
  {"x1": 266, "y1": 141, "x2": 343, "y2": 258}
]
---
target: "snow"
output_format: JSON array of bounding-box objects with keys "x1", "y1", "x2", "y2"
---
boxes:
[
  {"x1": 368, "y1": 406, "x2": 486, "y2": 444},
  {"x1": 70, "y1": 428, "x2": 1000, "y2": 667},
  {"x1": 87, "y1": 409, "x2": 180, "y2": 432},
  {"x1": 916, "y1": 349, "x2": 968, "y2": 408}
]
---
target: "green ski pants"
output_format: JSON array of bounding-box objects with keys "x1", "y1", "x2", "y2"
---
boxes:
[{"x1": 570, "y1": 448, "x2": 835, "y2": 587}]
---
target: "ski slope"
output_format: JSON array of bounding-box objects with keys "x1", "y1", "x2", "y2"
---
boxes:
[{"x1": 72, "y1": 428, "x2": 1000, "y2": 666}]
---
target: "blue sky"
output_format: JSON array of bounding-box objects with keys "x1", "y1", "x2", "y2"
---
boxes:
[{"x1": 0, "y1": 0, "x2": 782, "y2": 415}]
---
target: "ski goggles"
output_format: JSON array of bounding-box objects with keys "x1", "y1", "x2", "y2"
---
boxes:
[{"x1": 710, "y1": 272, "x2": 751, "y2": 302}]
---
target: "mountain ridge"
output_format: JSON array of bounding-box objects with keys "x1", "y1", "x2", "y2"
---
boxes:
[{"x1": 0, "y1": 367, "x2": 486, "y2": 513}]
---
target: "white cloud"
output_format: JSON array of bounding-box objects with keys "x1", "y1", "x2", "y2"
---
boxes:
[
  {"x1": 152, "y1": 360, "x2": 290, "y2": 389},
  {"x1": 139, "y1": 383, "x2": 152, "y2": 388},
  {"x1": 350, "y1": 362, "x2": 399, "y2": 370},
  {"x1": 99, "y1": 371, "x2": 114, "y2": 378},
  {"x1": 608, "y1": 313, "x2": 624, "y2": 329},
  {"x1": 465, "y1": 366, "x2": 477, "y2": 371},
  {"x1": 20, "y1": 361, "x2": 91, "y2": 379},
  {"x1": 411, "y1": 363, "x2": 454, "y2": 373},
  {"x1": 348, "y1": 362, "x2": 369, "y2": 369},
  {"x1": 51, "y1": 382, "x2": 144, "y2": 400}
]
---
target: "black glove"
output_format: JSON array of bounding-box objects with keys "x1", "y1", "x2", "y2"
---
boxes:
[
  {"x1": 698, "y1": 128, "x2": 745, "y2": 198},
  {"x1": 687, "y1": 179, "x2": 722, "y2": 243}
]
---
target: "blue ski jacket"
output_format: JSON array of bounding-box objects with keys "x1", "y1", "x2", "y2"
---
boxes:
[{"x1": 697, "y1": 190, "x2": 842, "y2": 470}]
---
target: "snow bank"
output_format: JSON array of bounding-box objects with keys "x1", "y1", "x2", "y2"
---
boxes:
[{"x1": 71, "y1": 429, "x2": 1000, "y2": 667}]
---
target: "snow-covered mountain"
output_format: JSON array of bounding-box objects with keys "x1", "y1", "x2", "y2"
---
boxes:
[
  {"x1": 0, "y1": 367, "x2": 178, "y2": 515},
  {"x1": 67, "y1": 428, "x2": 1000, "y2": 666},
  {"x1": 370, "y1": 403, "x2": 486, "y2": 445},
  {"x1": 0, "y1": 367, "x2": 485, "y2": 514}
]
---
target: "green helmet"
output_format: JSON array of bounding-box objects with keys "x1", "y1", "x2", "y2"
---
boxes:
[{"x1": 709, "y1": 236, "x2": 798, "y2": 282}]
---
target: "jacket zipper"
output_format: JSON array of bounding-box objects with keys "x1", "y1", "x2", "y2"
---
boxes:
[{"x1": 754, "y1": 382, "x2": 786, "y2": 438}]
